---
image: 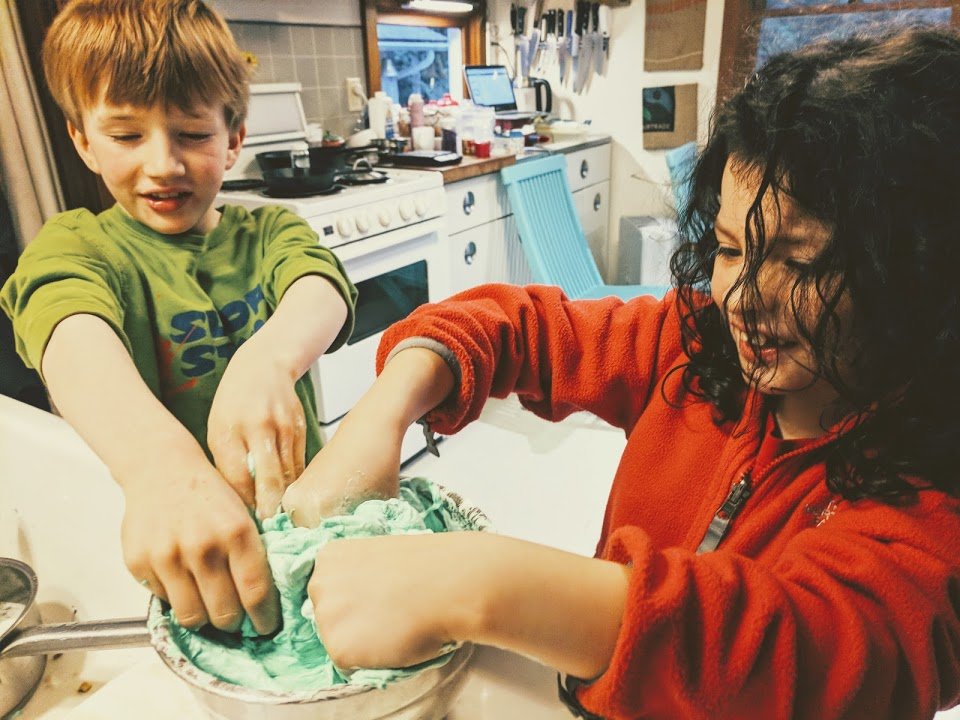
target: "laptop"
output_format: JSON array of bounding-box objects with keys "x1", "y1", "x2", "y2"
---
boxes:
[{"x1": 464, "y1": 65, "x2": 536, "y2": 120}]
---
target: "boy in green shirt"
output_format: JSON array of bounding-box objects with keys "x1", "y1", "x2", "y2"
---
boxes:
[{"x1": 0, "y1": 0, "x2": 357, "y2": 636}]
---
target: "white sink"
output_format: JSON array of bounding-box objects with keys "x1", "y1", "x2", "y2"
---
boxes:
[{"x1": 1, "y1": 394, "x2": 621, "y2": 718}]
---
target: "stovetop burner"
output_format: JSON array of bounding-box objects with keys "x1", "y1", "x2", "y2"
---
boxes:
[
  {"x1": 220, "y1": 178, "x2": 266, "y2": 192},
  {"x1": 339, "y1": 170, "x2": 389, "y2": 186},
  {"x1": 260, "y1": 184, "x2": 343, "y2": 199}
]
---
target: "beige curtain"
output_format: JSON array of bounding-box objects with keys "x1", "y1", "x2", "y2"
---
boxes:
[{"x1": 0, "y1": 0, "x2": 63, "y2": 250}]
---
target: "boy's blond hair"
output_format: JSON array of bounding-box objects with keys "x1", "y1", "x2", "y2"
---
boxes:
[{"x1": 42, "y1": 0, "x2": 249, "y2": 132}]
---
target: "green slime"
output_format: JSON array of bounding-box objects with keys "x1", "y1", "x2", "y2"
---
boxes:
[{"x1": 165, "y1": 478, "x2": 466, "y2": 693}]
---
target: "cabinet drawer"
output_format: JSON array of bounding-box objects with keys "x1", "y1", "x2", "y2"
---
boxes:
[
  {"x1": 573, "y1": 180, "x2": 610, "y2": 280},
  {"x1": 444, "y1": 174, "x2": 510, "y2": 236},
  {"x1": 448, "y1": 215, "x2": 532, "y2": 296},
  {"x1": 565, "y1": 145, "x2": 611, "y2": 194}
]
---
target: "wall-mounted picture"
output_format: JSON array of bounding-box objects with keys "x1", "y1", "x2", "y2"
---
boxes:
[{"x1": 642, "y1": 83, "x2": 698, "y2": 150}]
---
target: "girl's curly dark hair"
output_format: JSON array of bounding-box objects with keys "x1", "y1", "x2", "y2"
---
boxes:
[{"x1": 671, "y1": 26, "x2": 960, "y2": 503}]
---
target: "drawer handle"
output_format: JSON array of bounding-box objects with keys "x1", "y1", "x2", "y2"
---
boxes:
[
  {"x1": 463, "y1": 191, "x2": 476, "y2": 215},
  {"x1": 464, "y1": 241, "x2": 477, "y2": 265},
  {"x1": 593, "y1": 193, "x2": 602, "y2": 211},
  {"x1": 580, "y1": 160, "x2": 589, "y2": 179}
]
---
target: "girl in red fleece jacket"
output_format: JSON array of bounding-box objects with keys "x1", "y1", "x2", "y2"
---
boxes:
[{"x1": 282, "y1": 27, "x2": 960, "y2": 720}]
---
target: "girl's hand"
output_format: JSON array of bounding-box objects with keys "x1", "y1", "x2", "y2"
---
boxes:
[
  {"x1": 207, "y1": 339, "x2": 306, "y2": 520},
  {"x1": 281, "y1": 404, "x2": 404, "y2": 527},
  {"x1": 308, "y1": 532, "x2": 631, "y2": 679},
  {"x1": 283, "y1": 346, "x2": 457, "y2": 527},
  {"x1": 121, "y1": 455, "x2": 280, "y2": 635},
  {"x1": 308, "y1": 532, "x2": 491, "y2": 669}
]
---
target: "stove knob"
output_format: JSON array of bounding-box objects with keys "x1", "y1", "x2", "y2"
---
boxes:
[
  {"x1": 378, "y1": 209, "x2": 391, "y2": 227},
  {"x1": 399, "y1": 199, "x2": 414, "y2": 221},
  {"x1": 337, "y1": 217, "x2": 353, "y2": 238},
  {"x1": 356, "y1": 213, "x2": 371, "y2": 233},
  {"x1": 414, "y1": 197, "x2": 427, "y2": 217}
]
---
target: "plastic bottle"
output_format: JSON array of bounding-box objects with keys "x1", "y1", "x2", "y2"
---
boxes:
[
  {"x1": 368, "y1": 91, "x2": 390, "y2": 139},
  {"x1": 408, "y1": 93, "x2": 425, "y2": 128}
]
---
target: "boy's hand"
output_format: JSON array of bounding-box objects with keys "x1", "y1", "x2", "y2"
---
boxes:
[
  {"x1": 208, "y1": 340, "x2": 306, "y2": 520},
  {"x1": 121, "y1": 457, "x2": 281, "y2": 635},
  {"x1": 281, "y1": 406, "x2": 403, "y2": 527}
]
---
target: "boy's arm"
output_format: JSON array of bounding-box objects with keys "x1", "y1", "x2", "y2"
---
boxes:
[
  {"x1": 207, "y1": 274, "x2": 349, "y2": 519},
  {"x1": 43, "y1": 313, "x2": 280, "y2": 634}
]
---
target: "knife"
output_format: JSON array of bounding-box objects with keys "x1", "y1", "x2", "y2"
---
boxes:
[
  {"x1": 558, "y1": 9, "x2": 570, "y2": 84},
  {"x1": 574, "y1": 2, "x2": 594, "y2": 93},
  {"x1": 595, "y1": 4, "x2": 609, "y2": 76}
]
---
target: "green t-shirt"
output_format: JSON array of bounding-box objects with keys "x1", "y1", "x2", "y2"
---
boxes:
[{"x1": 0, "y1": 204, "x2": 357, "y2": 463}]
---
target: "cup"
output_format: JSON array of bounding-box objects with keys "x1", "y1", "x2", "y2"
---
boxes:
[{"x1": 412, "y1": 126, "x2": 435, "y2": 151}]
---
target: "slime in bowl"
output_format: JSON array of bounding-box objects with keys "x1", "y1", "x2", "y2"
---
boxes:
[{"x1": 147, "y1": 478, "x2": 490, "y2": 699}]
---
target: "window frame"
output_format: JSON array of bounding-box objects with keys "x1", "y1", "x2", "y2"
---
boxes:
[
  {"x1": 360, "y1": 0, "x2": 486, "y2": 99},
  {"x1": 717, "y1": 0, "x2": 960, "y2": 106}
]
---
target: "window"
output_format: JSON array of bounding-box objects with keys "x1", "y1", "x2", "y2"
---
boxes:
[
  {"x1": 377, "y1": 24, "x2": 464, "y2": 105},
  {"x1": 718, "y1": 1, "x2": 958, "y2": 105},
  {"x1": 360, "y1": 0, "x2": 485, "y2": 101}
]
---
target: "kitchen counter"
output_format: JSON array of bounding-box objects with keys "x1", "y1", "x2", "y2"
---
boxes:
[{"x1": 391, "y1": 134, "x2": 611, "y2": 185}]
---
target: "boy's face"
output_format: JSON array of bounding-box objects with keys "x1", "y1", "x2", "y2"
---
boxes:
[
  {"x1": 711, "y1": 159, "x2": 851, "y2": 411},
  {"x1": 68, "y1": 95, "x2": 244, "y2": 235}
]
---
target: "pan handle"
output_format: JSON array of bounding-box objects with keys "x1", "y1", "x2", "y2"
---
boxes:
[{"x1": 0, "y1": 617, "x2": 150, "y2": 659}]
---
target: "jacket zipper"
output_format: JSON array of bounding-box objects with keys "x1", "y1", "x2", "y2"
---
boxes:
[
  {"x1": 695, "y1": 433, "x2": 837, "y2": 554},
  {"x1": 696, "y1": 473, "x2": 752, "y2": 553}
]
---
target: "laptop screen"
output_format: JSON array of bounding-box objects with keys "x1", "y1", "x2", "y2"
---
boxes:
[{"x1": 464, "y1": 65, "x2": 517, "y2": 111}]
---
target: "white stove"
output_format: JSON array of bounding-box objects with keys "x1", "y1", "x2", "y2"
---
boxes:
[
  {"x1": 217, "y1": 84, "x2": 450, "y2": 462},
  {"x1": 217, "y1": 166, "x2": 445, "y2": 251}
]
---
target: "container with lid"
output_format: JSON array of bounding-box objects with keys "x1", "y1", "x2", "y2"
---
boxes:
[{"x1": 408, "y1": 93, "x2": 425, "y2": 128}]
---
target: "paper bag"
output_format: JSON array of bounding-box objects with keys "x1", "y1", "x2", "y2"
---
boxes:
[{"x1": 644, "y1": 0, "x2": 707, "y2": 71}]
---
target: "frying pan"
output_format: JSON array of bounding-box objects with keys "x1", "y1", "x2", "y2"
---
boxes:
[
  {"x1": 0, "y1": 482, "x2": 491, "y2": 719},
  {"x1": 261, "y1": 167, "x2": 342, "y2": 196}
]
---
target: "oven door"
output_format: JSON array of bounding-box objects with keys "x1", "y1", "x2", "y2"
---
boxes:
[{"x1": 311, "y1": 217, "x2": 448, "y2": 425}]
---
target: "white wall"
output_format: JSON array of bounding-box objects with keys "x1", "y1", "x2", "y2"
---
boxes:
[
  {"x1": 210, "y1": 0, "x2": 361, "y2": 26},
  {"x1": 487, "y1": 0, "x2": 725, "y2": 278}
]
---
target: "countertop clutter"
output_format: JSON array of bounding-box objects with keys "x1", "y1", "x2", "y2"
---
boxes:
[
  {"x1": 0, "y1": 393, "x2": 624, "y2": 719},
  {"x1": 425, "y1": 133, "x2": 610, "y2": 184}
]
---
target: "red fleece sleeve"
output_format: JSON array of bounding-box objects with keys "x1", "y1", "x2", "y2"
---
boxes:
[
  {"x1": 580, "y1": 492, "x2": 960, "y2": 720},
  {"x1": 375, "y1": 283, "x2": 678, "y2": 435}
]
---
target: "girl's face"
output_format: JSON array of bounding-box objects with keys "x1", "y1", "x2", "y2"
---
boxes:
[{"x1": 711, "y1": 159, "x2": 849, "y2": 409}]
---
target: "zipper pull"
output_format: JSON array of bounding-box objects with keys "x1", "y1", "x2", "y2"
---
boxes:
[{"x1": 696, "y1": 474, "x2": 752, "y2": 554}]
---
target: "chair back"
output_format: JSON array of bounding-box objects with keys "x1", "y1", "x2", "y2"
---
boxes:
[{"x1": 501, "y1": 155, "x2": 603, "y2": 298}]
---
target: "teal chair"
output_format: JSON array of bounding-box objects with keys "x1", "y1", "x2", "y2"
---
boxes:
[{"x1": 500, "y1": 155, "x2": 670, "y2": 301}]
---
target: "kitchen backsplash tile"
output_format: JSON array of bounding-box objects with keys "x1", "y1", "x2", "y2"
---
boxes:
[{"x1": 228, "y1": 21, "x2": 365, "y2": 138}]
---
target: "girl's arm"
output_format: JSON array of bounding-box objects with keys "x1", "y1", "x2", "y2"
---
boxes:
[
  {"x1": 375, "y1": 283, "x2": 677, "y2": 436},
  {"x1": 282, "y1": 346, "x2": 454, "y2": 526},
  {"x1": 308, "y1": 531, "x2": 631, "y2": 680}
]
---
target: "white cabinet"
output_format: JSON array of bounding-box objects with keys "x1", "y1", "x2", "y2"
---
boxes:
[
  {"x1": 448, "y1": 214, "x2": 531, "y2": 296},
  {"x1": 574, "y1": 180, "x2": 610, "y2": 279},
  {"x1": 444, "y1": 140, "x2": 611, "y2": 293}
]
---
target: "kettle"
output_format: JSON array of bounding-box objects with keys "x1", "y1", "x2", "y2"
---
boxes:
[
  {"x1": 530, "y1": 77, "x2": 552, "y2": 113},
  {"x1": 516, "y1": 77, "x2": 553, "y2": 114}
]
